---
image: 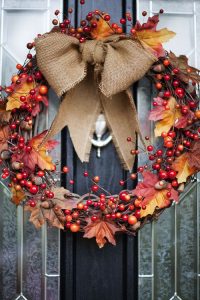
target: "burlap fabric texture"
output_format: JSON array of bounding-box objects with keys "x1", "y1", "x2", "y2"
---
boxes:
[{"x1": 35, "y1": 33, "x2": 157, "y2": 170}]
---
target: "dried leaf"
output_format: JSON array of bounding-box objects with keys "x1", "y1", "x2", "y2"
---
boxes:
[
  {"x1": 133, "y1": 171, "x2": 179, "y2": 217},
  {"x1": 83, "y1": 219, "x2": 122, "y2": 248},
  {"x1": 11, "y1": 185, "x2": 25, "y2": 205},
  {"x1": 0, "y1": 126, "x2": 9, "y2": 152},
  {"x1": 25, "y1": 202, "x2": 65, "y2": 229},
  {"x1": 12, "y1": 131, "x2": 57, "y2": 171},
  {"x1": 149, "y1": 97, "x2": 182, "y2": 136},
  {"x1": 172, "y1": 153, "x2": 196, "y2": 184},
  {"x1": 0, "y1": 106, "x2": 11, "y2": 124},
  {"x1": 90, "y1": 15, "x2": 113, "y2": 40},
  {"x1": 169, "y1": 51, "x2": 200, "y2": 84},
  {"x1": 6, "y1": 81, "x2": 34, "y2": 111},
  {"x1": 52, "y1": 187, "x2": 81, "y2": 210},
  {"x1": 188, "y1": 140, "x2": 200, "y2": 169}
]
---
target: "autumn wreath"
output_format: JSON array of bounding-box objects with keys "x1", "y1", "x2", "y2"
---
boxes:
[{"x1": 0, "y1": 7, "x2": 200, "y2": 248}]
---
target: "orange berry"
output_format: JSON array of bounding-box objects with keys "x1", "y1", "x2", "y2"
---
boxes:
[
  {"x1": 155, "y1": 82, "x2": 162, "y2": 90},
  {"x1": 134, "y1": 199, "x2": 141, "y2": 207},
  {"x1": 93, "y1": 176, "x2": 100, "y2": 183},
  {"x1": 195, "y1": 110, "x2": 200, "y2": 119},
  {"x1": 116, "y1": 27, "x2": 123, "y2": 34},
  {"x1": 163, "y1": 59, "x2": 170, "y2": 66},
  {"x1": 66, "y1": 215, "x2": 72, "y2": 222},
  {"x1": 128, "y1": 215, "x2": 137, "y2": 225},
  {"x1": 39, "y1": 85, "x2": 48, "y2": 95},
  {"x1": 12, "y1": 75, "x2": 19, "y2": 83},
  {"x1": 70, "y1": 223, "x2": 80, "y2": 232}
]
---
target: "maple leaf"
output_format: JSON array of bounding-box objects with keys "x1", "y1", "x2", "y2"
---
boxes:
[
  {"x1": 25, "y1": 201, "x2": 65, "y2": 229},
  {"x1": 133, "y1": 171, "x2": 179, "y2": 217},
  {"x1": 83, "y1": 218, "x2": 122, "y2": 248},
  {"x1": 6, "y1": 81, "x2": 34, "y2": 111},
  {"x1": 51, "y1": 187, "x2": 81, "y2": 210},
  {"x1": 149, "y1": 97, "x2": 183, "y2": 136},
  {"x1": 172, "y1": 153, "x2": 196, "y2": 184},
  {"x1": 188, "y1": 140, "x2": 200, "y2": 169},
  {"x1": 11, "y1": 185, "x2": 25, "y2": 205},
  {"x1": 12, "y1": 131, "x2": 57, "y2": 172},
  {"x1": 90, "y1": 15, "x2": 114, "y2": 40},
  {"x1": 135, "y1": 19, "x2": 175, "y2": 57},
  {"x1": 0, "y1": 126, "x2": 9, "y2": 152},
  {"x1": 169, "y1": 51, "x2": 200, "y2": 84}
]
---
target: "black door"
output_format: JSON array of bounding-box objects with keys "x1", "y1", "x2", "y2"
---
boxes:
[{"x1": 60, "y1": 1, "x2": 138, "y2": 299}]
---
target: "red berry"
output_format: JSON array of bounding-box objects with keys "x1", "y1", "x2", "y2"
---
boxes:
[
  {"x1": 91, "y1": 185, "x2": 99, "y2": 192},
  {"x1": 29, "y1": 200, "x2": 36, "y2": 207},
  {"x1": 142, "y1": 11, "x2": 147, "y2": 16},
  {"x1": 104, "y1": 14, "x2": 111, "y2": 21},
  {"x1": 168, "y1": 170, "x2": 176, "y2": 180},
  {"x1": 91, "y1": 216, "x2": 98, "y2": 222},
  {"x1": 119, "y1": 190, "x2": 129, "y2": 201},
  {"x1": 120, "y1": 18, "x2": 126, "y2": 24},
  {"x1": 30, "y1": 185, "x2": 39, "y2": 194},
  {"x1": 147, "y1": 145, "x2": 153, "y2": 152}
]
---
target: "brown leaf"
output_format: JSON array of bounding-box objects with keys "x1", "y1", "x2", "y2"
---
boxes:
[
  {"x1": 188, "y1": 140, "x2": 200, "y2": 169},
  {"x1": 0, "y1": 107, "x2": 11, "y2": 125},
  {"x1": 25, "y1": 202, "x2": 65, "y2": 229},
  {"x1": 52, "y1": 187, "x2": 81, "y2": 210},
  {"x1": 83, "y1": 219, "x2": 122, "y2": 248},
  {"x1": 169, "y1": 51, "x2": 200, "y2": 84},
  {"x1": 0, "y1": 126, "x2": 9, "y2": 152}
]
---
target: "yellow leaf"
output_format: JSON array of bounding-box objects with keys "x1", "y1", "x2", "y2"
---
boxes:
[
  {"x1": 154, "y1": 97, "x2": 181, "y2": 136},
  {"x1": 90, "y1": 16, "x2": 113, "y2": 40},
  {"x1": 136, "y1": 28, "x2": 175, "y2": 56},
  {"x1": 140, "y1": 190, "x2": 170, "y2": 218},
  {"x1": 172, "y1": 153, "x2": 196, "y2": 184},
  {"x1": 6, "y1": 81, "x2": 34, "y2": 111}
]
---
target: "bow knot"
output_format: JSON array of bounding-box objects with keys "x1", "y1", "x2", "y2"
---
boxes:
[{"x1": 80, "y1": 40, "x2": 105, "y2": 65}]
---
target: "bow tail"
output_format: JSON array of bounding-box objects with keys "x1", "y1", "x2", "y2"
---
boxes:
[
  {"x1": 41, "y1": 69, "x2": 101, "y2": 163},
  {"x1": 101, "y1": 90, "x2": 141, "y2": 171}
]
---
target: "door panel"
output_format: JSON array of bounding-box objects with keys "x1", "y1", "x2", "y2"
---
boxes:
[
  {"x1": 137, "y1": 1, "x2": 200, "y2": 299},
  {"x1": 0, "y1": 1, "x2": 62, "y2": 300}
]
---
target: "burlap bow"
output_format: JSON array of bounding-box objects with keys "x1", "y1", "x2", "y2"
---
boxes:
[{"x1": 35, "y1": 33, "x2": 156, "y2": 170}]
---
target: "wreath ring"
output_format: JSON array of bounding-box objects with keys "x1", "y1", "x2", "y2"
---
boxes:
[{"x1": 0, "y1": 8, "x2": 200, "y2": 248}]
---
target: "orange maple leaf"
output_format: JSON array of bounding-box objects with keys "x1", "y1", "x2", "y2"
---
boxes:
[
  {"x1": 149, "y1": 97, "x2": 182, "y2": 136},
  {"x1": 11, "y1": 185, "x2": 25, "y2": 205},
  {"x1": 172, "y1": 153, "x2": 196, "y2": 184},
  {"x1": 12, "y1": 131, "x2": 57, "y2": 172},
  {"x1": 135, "y1": 16, "x2": 175, "y2": 57},
  {"x1": 90, "y1": 15, "x2": 114, "y2": 40},
  {"x1": 133, "y1": 171, "x2": 179, "y2": 217},
  {"x1": 6, "y1": 81, "x2": 34, "y2": 111},
  {"x1": 83, "y1": 219, "x2": 122, "y2": 248}
]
